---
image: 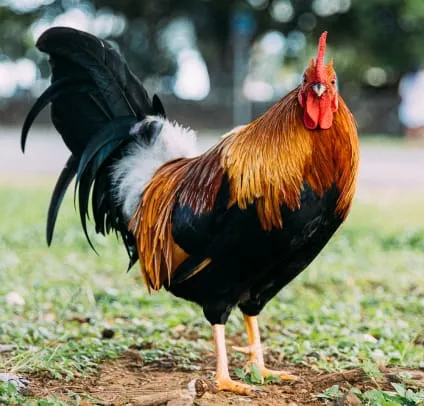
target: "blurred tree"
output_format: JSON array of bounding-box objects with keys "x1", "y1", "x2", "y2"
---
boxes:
[
  {"x1": 2, "y1": 0, "x2": 424, "y2": 95},
  {"x1": 0, "y1": 6, "x2": 40, "y2": 59}
]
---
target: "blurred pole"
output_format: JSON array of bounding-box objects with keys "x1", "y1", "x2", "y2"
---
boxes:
[{"x1": 231, "y1": 8, "x2": 255, "y2": 126}]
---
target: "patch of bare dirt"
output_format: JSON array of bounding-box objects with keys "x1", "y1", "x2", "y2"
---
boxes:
[{"x1": 26, "y1": 351, "x2": 424, "y2": 405}]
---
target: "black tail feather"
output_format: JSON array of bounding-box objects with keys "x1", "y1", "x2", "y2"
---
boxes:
[
  {"x1": 76, "y1": 117, "x2": 137, "y2": 184},
  {"x1": 92, "y1": 170, "x2": 110, "y2": 235},
  {"x1": 36, "y1": 26, "x2": 153, "y2": 122},
  {"x1": 21, "y1": 27, "x2": 167, "y2": 269},
  {"x1": 46, "y1": 155, "x2": 78, "y2": 246},
  {"x1": 21, "y1": 78, "x2": 90, "y2": 152},
  {"x1": 75, "y1": 117, "x2": 137, "y2": 245},
  {"x1": 152, "y1": 94, "x2": 166, "y2": 118}
]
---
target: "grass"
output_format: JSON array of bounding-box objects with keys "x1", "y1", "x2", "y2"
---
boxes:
[{"x1": 0, "y1": 186, "x2": 423, "y2": 404}]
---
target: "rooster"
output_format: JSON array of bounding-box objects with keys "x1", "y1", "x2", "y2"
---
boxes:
[{"x1": 22, "y1": 28, "x2": 359, "y2": 395}]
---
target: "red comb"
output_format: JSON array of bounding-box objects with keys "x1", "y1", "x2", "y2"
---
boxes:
[{"x1": 315, "y1": 31, "x2": 327, "y2": 81}]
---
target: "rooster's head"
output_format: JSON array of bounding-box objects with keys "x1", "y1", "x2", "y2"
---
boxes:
[{"x1": 298, "y1": 32, "x2": 338, "y2": 130}]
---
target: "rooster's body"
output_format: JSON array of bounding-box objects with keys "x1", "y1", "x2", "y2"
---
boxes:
[{"x1": 22, "y1": 28, "x2": 359, "y2": 394}]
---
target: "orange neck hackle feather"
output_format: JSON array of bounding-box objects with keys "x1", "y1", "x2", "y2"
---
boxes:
[{"x1": 222, "y1": 88, "x2": 358, "y2": 231}]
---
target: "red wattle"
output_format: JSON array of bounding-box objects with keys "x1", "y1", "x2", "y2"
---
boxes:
[
  {"x1": 304, "y1": 92, "x2": 319, "y2": 129},
  {"x1": 318, "y1": 94, "x2": 333, "y2": 130},
  {"x1": 303, "y1": 92, "x2": 334, "y2": 130}
]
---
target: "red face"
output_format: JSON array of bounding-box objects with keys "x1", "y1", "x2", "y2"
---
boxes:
[{"x1": 298, "y1": 32, "x2": 339, "y2": 130}]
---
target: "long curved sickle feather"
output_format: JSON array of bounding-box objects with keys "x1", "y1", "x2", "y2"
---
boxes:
[
  {"x1": 91, "y1": 173, "x2": 109, "y2": 235},
  {"x1": 74, "y1": 117, "x2": 137, "y2": 252},
  {"x1": 76, "y1": 117, "x2": 137, "y2": 183},
  {"x1": 77, "y1": 164, "x2": 99, "y2": 254},
  {"x1": 46, "y1": 155, "x2": 78, "y2": 245},
  {"x1": 21, "y1": 78, "x2": 91, "y2": 152}
]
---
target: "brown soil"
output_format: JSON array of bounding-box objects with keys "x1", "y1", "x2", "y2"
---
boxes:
[{"x1": 27, "y1": 350, "x2": 424, "y2": 406}]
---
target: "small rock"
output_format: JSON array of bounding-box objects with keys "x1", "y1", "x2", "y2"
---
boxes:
[
  {"x1": 306, "y1": 351, "x2": 321, "y2": 360},
  {"x1": 414, "y1": 335, "x2": 424, "y2": 345},
  {"x1": 332, "y1": 391, "x2": 362, "y2": 406},
  {"x1": 0, "y1": 345, "x2": 38, "y2": 354},
  {"x1": 101, "y1": 328, "x2": 115, "y2": 339},
  {"x1": 363, "y1": 333, "x2": 378, "y2": 343},
  {"x1": 122, "y1": 350, "x2": 143, "y2": 366},
  {"x1": 173, "y1": 325, "x2": 186, "y2": 334},
  {"x1": 396, "y1": 319, "x2": 409, "y2": 328},
  {"x1": 5, "y1": 292, "x2": 25, "y2": 306},
  {"x1": 371, "y1": 349, "x2": 385, "y2": 361},
  {"x1": 130, "y1": 381, "x2": 206, "y2": 406},
  {"x1": 187, "y1": 379, "x2": 208, "y2": 398},
  {"x1": 0, "y1": 345, "x2": 16, "y2": 353},
  {"x1": 0, "y1": 373, "x2": 30, "y2": 393},
  {"x1": 342, "y1": 391, "x2": 362, "y2": 406}
]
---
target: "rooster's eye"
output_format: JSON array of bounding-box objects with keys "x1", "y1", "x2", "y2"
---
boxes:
[{"x1": 331, "y1": 80, "x2": 336, "y2": 85}]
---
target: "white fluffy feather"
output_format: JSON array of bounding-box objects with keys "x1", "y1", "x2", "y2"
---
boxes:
[{"x1": 112, "y1": 116, "x2": 199, "y2": 221}]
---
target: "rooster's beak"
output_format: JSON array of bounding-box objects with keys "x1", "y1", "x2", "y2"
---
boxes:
[{"x1": 312, "y1": 83, "x2": 326, "y2": 97}]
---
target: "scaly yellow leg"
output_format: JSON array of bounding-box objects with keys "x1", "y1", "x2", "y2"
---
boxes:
[
  {"x1": 213, "y1": 324, "x2": 261, "y2": 395},
  {"x1": 233, "y1": 315, "x2": 297, "y2": 381}
]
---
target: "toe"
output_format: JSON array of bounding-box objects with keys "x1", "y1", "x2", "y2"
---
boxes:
[
  {"x1": 264, "y1": 369, "x2": 298, "y2": 381},
  {"x1": 278, "y1": 372, "x2": 297, "y2": 381},
  {"x1": 215, "y1": 377, "x2": 259, "y2": 396},
  {"x1": 242, "y1": 363, "x2": 298, "y2": 382}
]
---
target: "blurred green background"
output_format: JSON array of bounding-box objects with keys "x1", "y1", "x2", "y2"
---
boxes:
[{"x1": 1, "y1": 0, "x2": 424, "y2": 133}]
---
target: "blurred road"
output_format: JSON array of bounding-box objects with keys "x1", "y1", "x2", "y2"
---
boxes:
[{"x1": 1, "y1": 126, "x2": 423, "y2": 199}]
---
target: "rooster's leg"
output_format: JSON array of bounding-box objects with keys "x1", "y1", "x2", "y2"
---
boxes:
[
  {"x1": 233, "y1": 314, "x2": 297, "y2": 381},
  {"x1": 213, "y1": 324, "x2": 261, "y2": 395}
]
